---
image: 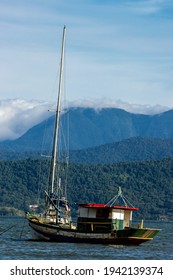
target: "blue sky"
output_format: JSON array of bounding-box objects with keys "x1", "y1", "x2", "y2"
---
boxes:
[
  {"x1": 0, "y1": 0, "x2": 173, "y2": 140},
  {"x1": 0, "y1": 0, "x2": 173, "y2": 107}
]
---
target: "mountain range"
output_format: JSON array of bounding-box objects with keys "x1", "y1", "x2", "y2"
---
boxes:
[{"x1": 0, "y1": 107, "x2": 173, "y2": 161}]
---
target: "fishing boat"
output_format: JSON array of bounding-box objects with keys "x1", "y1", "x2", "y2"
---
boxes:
[{"x1": 26, "y1": 26, "x2": 160, "y2": 245}]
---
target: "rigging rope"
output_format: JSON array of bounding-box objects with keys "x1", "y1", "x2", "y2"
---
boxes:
[{"x1": 105, "y1": 187, "x2": 135, "y2": 208}]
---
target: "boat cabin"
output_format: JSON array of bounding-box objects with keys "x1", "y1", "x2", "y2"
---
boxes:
[{"x1": 77, "y1": 203, "x2": 138, "y2": 233}]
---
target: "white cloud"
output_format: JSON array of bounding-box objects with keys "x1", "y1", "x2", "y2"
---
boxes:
[
  {"x1": 127, "y1": 0, "x2": 173, "y2": 15},
  {"x1": 0, "y1": 99, "x2": 53, "y2": 141},
  {"x1": 68, "y1": 98, "x2": 170, "y2": 115}
]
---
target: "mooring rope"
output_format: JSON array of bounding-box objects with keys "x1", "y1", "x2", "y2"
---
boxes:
[{"x1": 0, "y1": 225, "x2": 15, "y2": 236}]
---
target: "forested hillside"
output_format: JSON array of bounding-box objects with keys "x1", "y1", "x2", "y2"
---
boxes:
[
  {"x1": 70, "y1": 137, "x2": 173, "y2": 163},
  {"x1": 2, "y1": 137, "x2": 173, "y2": 163},
  {"x1": 0, "y1": 157, "x2": 173, "y2": 220}
]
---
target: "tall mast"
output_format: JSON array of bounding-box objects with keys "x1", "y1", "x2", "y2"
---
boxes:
[{"x1": 49, "y1": 26, "x2": 66, "y2": 193}]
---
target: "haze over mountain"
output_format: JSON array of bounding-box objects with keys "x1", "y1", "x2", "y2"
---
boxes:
[{"x1": 0, "y1": 107, "x2": 173, "y2": 155}]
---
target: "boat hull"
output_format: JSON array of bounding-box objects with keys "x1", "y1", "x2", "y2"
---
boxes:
[{"x1": 27, "y1": 217, "x2": 160, "y2": 245}]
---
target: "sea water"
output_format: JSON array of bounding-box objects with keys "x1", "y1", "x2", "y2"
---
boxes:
[{"x1": 0, "y1": 217, "x2": 172, "y2": 260}]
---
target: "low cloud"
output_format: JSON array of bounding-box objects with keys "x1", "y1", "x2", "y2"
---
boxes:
[
  {"x1": 0, "y1": 99, "x2": 54, "y2": 141},
  {"x1": 0, "y1": 98, "x2": 171, "y2": 142},
  {"x1": 68, "y1": 98, "x2": 170, "y2": 115}
]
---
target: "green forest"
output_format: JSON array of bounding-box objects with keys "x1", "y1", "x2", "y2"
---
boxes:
[{"x1": 0, "y1": 157, "x2": 173, "y2": 220}]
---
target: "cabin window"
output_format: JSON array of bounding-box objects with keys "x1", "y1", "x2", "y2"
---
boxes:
[
  {"x1": 112, "y1": 209, "x2": 124, "y2": 220},
  {"x1": 78, "y1": 207, "x2": 96, "y2": 218},
  {"x1": 96, "y1": 208, "x2": 110, "y2": 218}
]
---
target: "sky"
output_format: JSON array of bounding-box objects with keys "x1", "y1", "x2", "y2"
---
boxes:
[{"x1": 0, "y1": 0, "x2": 173, "y2": 140}]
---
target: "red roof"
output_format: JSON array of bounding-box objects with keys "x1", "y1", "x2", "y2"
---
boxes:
[{"x1": 78, "y1": 203, "x2": 139, "y2": 211}]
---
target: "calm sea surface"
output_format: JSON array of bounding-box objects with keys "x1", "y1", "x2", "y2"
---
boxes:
[{"x1": 0, "y1": 217, "x2": 172, "y2": 260}]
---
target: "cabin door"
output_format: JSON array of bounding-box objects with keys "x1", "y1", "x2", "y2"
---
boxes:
[{"x1": 124, "y1": 210, "x2": 131, "y2": 228}]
